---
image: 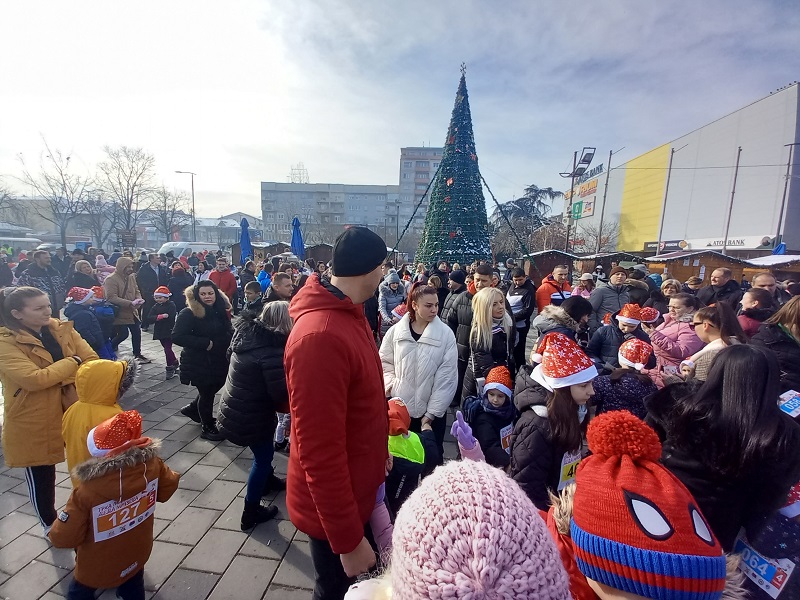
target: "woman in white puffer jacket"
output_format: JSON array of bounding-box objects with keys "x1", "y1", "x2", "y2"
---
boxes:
[{"x1": 380, "y1": 283, "x2": 458, "y2": 463}]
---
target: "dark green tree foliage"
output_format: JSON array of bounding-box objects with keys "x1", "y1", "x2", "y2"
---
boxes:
[{"x1": 416, "y1": 72, "x2": 491, "y2": 265}]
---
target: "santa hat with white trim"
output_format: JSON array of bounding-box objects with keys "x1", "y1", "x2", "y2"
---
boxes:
[
  {"x1": 531, "y1": 332, "x2": 597, "y2": 390},
  {"x1": 66, "y1": 287, "x2": 94, "y2": 305},
  {"x1": 153, "y1": 286, "x2": 171, "y2": 298},
  {"x1": 639, "y1": 306, "x2": 660, "y2": 324},
  {"x1": 87, "y1": 410, "x2": 150, "y2": 458},
  {"x1": 618, "y1": 338, "x2": 653, "y2": 371},
  {"x1": 615, "y1": 303, "x2": 642, "y2": 326}
]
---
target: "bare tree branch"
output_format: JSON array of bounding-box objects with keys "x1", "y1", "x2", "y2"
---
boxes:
[
  {"x1": 17, "y1": 140, "x2": 91, "y2": 248},
  {"x1": 97, "y1": 146, "x2": 157, "y2": 231},
  {"x1": 573, "y1": 220, "x2": 620, "y2": 254},
  {"x1": 148, "y1": 186, "x2": 193, "y2": 242},
  {"x1": 79, "y1": 194, "x2": 121, "y2": 251}
]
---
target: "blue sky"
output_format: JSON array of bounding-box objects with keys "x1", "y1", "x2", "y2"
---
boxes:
[{"x1": 1, "y1": 0, "x2": 798, "y2": 218}]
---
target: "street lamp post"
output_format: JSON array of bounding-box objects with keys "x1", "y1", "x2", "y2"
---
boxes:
[{"x1": 175, "y1": 170, "x2": 197, "y2": 241}]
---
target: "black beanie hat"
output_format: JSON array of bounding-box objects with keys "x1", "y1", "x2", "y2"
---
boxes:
[
  {"x1": 449, "y1": 269, "x2": 466, "y2": 285},
  {"x1": 331, "y1": 227, "x2": 387, "y2": 277}
]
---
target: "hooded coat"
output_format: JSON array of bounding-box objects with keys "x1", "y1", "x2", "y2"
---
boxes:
[
  {"x1": 646, "y1": 313, "x2": 704, "y2": 384},
  {"x1": 64, "y1": 301, "x2": 106, "y2": 354},
  {"x1": 217, "y1": 315, "x2": 289, "y2": 447},
  {"x1": 48, "y1": 440, "x2": 180, "y2": 589},
  {"x1": 378, "y1": 273, "x2": 407, "y2": 336},
  {"x1": 588, "y1": 284, "x2": 630, "y2": 331},
  {"x1": 379, "y1": 313, "x2": 458, "y2": 420},
  {"x1": 508, "y1": 364, "x2": 573, "y2": 510},
  {"x1": 171, "y1": 287, "x2": 233, "y2": 388},
  {"x1": 737, "y1": 307, "x2": 774, "y2": 338},
  {"x1": 0, "y1": 319, "x2": 98, "y2": 467},
  {"x1": 625, "y1": 279, "x2": 650, "y2": 307},
  {"x1": 531, "y1": 305, "x2": 582, "y2": 344},
  {"x1": 285, "y1": 274, "x2": 388, "y2": 555},
  {"x1": 103, "y1": 257, "x2": 142, "y2": 326},
  {"x1": 62, "y1": 360, "x2": 134, "y2": 482}
]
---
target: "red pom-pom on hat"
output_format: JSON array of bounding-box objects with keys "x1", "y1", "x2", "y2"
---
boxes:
[{"x1": 586, "y1": 411, "x2": 662, "y2": 462}]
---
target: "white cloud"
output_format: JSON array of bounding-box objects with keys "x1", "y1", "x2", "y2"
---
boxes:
[{"x1": 1, "y1": 0, "x2": 797, "y2": 221}]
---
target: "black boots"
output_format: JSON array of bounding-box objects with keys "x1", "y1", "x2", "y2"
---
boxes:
[
  {"x1": 180, "y1": 403, "x2": 201, "y2": 423},
  {"x1": 241, "y1": 500, "x2": 278, "y2": 530},
  {"x1": 200, "y1": 423, "x2": 225, "y2": 441},
  {"x1": 261, "y1": 474, "x2": 287, "y2": 497}
]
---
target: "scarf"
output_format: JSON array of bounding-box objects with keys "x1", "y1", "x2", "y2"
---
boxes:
[{"x1": 479, "y1": 392, "x2": 515, "y2": 421}]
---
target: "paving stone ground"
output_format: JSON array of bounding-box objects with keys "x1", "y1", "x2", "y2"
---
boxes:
[{"x1": 1, "y1": 323, "x2": 499, "y2": 600}]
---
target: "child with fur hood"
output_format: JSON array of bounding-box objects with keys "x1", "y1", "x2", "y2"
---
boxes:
[
  {"x1": 50, "y1": 410, "x2": 180, "y2": 600},
  {"x1": 62, "y1": 358, "x2": 138, "y2": 486}
]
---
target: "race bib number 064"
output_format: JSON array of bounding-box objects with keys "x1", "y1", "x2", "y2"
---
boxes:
[
  {"x1": 92, "y1": 479, "x2": 158, "y2": 542},
  {"x1": 734, "y1": 538, "x2": 795, "y2": 599}
]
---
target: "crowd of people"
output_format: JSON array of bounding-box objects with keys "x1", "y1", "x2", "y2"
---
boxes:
[{"x1": 3, "y1": 235, "x2": 800, "y2": 600}]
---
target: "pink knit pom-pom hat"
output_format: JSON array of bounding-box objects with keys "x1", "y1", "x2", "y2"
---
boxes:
[{"x1": 390, "y1": 460, "x2": 571, "y2": 599}]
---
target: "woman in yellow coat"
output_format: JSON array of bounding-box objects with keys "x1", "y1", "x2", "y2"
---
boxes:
[
  {"x1": 0, "y1": 287, "x2": 98, "y2": 533},
  {"x1": 62, "y1": 358, "x2": 138, "y2": 486}
]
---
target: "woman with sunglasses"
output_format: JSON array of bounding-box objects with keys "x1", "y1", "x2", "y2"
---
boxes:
[
  {"x1": 642, "y1": 292, "x2": 703, "y2": 387},
  {"x1": 681, "y1": 302, "x2": 747, "y2": 381}
]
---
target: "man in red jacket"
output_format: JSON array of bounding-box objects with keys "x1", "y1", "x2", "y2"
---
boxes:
[
  {"x1": 208, "y1": 256, "x2": 237, "y2": 302},
  {"x1": 535, "y1": 264, "x2": 573, "y2": 313},
  {"x1": 285, "y1": 227, "x2": 388, "y2": 599}
]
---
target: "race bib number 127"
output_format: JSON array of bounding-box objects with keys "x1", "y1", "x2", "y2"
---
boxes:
[{"x1": 92, "y1": 479, "x2": 158, "y2": 542}]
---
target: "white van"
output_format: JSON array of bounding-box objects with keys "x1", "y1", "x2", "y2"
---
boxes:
[{"x1": 156, "y1": 242, "x2": 218, "y2": 259}]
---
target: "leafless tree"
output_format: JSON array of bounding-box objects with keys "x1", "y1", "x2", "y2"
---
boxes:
[
  {"x1": 18, "y1": 141, "x2": 91, "y2": 248},
  {"x1": 529, "y1": 221, "x2": 567, "y2": 253},
  {"x1": 80, "y1": 195, "x2": 121, "y2": 251},
  {"x1": 149, "y1": 186, "x2": 193, "y2": 243},
  {"x1": 97, "y1": 146, "x2": 157, "y2": 232},
  {"x1": 573, "y1": 220, "x2": 620, "y2": 254}
]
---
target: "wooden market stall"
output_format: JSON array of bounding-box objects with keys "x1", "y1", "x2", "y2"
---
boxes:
[
  {"x1": 522, "y1": 250, "x2": 580, "y2": 283},
  {"x1": 574, "y1": 252, "x2": 642, "y2": 277},
  {"x1": 645, "y1": 250, "x2": 750, "y2": 284},
  {"x1": 305, "y1": 243, "x2": 333, "y2": 265},
  {"x1": 743, "y1": 255, "x2": 800, "y2": 283}
]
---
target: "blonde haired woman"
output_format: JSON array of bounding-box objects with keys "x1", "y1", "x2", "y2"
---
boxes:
[{"x1": 462, "y1": 287, "x2": 513, "y2": 400}]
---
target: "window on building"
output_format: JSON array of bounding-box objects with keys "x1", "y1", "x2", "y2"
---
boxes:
[
  {"x1": 415, "y1": 183, "x2": 427, "y2": 190},
  {"x1": 416, "y1": 161, "x2": 429, "y2": 168},
  {"x1": 403, "y1": 161, "x2": 412, "y2": 168},
  {"x1": 432, "y1": 162, "x2": 439, "y2": 168},
  {"x1": 334, "y1": 215, "x2": 340, "y2": 223},
  {"x1": 415, "y1": 173, "x2": 429, "y2": 180},
  {"x1": 402, "y1": 173, "x2": 410, "y2": 179},
  {"x1": 278, "y1": 213, "x2": 285, "y2": 220}
]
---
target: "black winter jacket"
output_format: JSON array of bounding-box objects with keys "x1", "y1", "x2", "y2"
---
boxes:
[
  {"x1": 172, "y1": 289, "x2": 233, "y2": 388},
  {"x1": 626, "y1": 280, "x2": 650, "y2": 307},
  {"x1": 509, "y1": 365, "x2": 576, "y2": 510},
  {"x1": 472, "y1": 408, "x2": 513, "y2": 469},
  {"x1": 135, "y1": 263, "x2": 169, "y2": 294},
  {"x1": 446, "y1": 290, "x2": 474, "y2": 362},
  {"x1": 462, "y1": 326, "x2": 513, "y2": 399},
  {"x1": 385, "y1": 430, "x2": 438, "y2": 516},
  {"x1": 65, "y1": 270, "x2": 99, "y2": 291},
  {"x1": 646, "y1": 383, "x2": 800, "y2": 551},
  {"x1": 696, "y1": 279, "x2": 743, "y2": 308},
  {"x1": 145, "y1": 301, "x2": 177, "y2": 341},
  {"x1": 440, "y1": 287, "x2": 466, "y2": 330},
  {"x1": 586, "y1": 318, "x2": 656, "y2": 374},
  {"x1": 64, "y1": 302, "x2": 105, "y2": 353},
  {"x1": 167, "y1": 273, "x2": 195, "y2": 312},
  {"x1": 0, "y1": 261, "x2": 13, "y2": 287},
  {"x1": 752, "y1": 323, "x2": 800, "y2": 393},
  {"x1": 217, "y1": 317, "x2": 288, "y2": 447}
]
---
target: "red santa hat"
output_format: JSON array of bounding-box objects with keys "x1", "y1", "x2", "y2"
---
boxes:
[
  {"x1": 531, "y1": 332, "x2": 597, "y2": 390},
  {"x1": 618, "y1": 338, "x2": 653, "y2": 371},
  {"x1": 153, "y1": 286, "x2": 172, "y2": 298},
  {"x1": 66, "y1": 287, "x2": 95, "y2": 305},
  {"x1": 91, "y1": 286, "x2": 105, "y2": 299},
  {"x1": 87, "y1": 410, "x2": 150, "y2": 458},
  {"x1": 639, "y1": 306, "x2": 660, "y2": 324},
  {"x1": 615, "y1": 303, "x2": 642, "y2": 326}
]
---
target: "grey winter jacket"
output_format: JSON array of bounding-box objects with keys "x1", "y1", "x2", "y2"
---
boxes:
[
  {"x1": 378, "y1": 278, "x2": 407, "y2": 335},
  {"x1": 588, "y1": 284, "x2": 629, "y2": 331}
]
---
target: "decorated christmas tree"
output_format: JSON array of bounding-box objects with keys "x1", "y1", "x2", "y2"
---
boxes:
[{"x1": 416, "y1": 66, "x2": 492, "y2": 266}]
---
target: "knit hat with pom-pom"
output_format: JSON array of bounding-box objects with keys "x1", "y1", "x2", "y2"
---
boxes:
[
  {"x1": 531, "y1": 332, "x2": 597, "y2": 391},
  {"x1": 639, "y1": 306, "x2": 660, "y2": 324},
  {"x1": 391, "y1": 460, "x2": 570, "y2": 599},
  {"x1": 571, "y1": 411, "x2": 726, "y2": 600},
  {"x1": 618, "y1": 338, "x2": 653, "y2": 371},
  {"x1": 484, "y1": 365, "x2": 513, "y2": 399}
]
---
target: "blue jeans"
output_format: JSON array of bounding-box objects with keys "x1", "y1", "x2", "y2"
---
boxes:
[
  {"x1": 68, "y1": 568, "x2": 144, "y2": 600},
  {"x1": 246, "y1": 441, "x2": 275, "y2": 503}
]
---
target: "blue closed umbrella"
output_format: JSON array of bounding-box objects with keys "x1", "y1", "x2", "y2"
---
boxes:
[
  {"x1": 239, "y1": 218, "x2": 253, "y2": 266},
  {"x1": 291, "y1": 217, "x2": 305, "y2": 260}
]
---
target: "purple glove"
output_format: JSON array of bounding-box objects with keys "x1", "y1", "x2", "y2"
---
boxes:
[{"x1": 451, "y1": 411, "x2": 476, "y2": 450}]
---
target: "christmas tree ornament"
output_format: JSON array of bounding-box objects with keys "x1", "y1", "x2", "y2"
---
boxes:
[{"x1": 415, "y1": 68, "x2": 492, "y2": 265}]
